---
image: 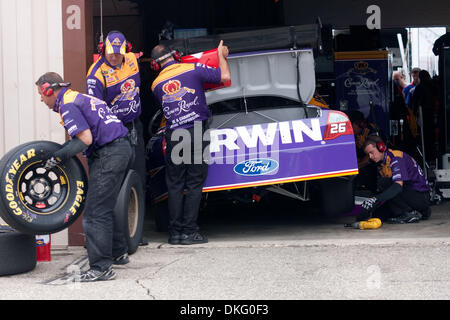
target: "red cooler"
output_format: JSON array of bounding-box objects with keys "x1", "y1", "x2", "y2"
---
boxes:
[{"x1": 181, "y1": 48, "x2": 231, "y2": 91}]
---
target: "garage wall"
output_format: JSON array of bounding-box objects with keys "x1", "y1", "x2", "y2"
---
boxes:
[
  {"x1": 0, "y1": 0, "x2": 67, "y2": 246},
  {"x1": 0, "y1": 0, "x2": 66, "y2": 159}
]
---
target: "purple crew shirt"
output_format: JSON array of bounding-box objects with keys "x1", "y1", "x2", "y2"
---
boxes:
[
  {"x1": 86, "y1": 52, "x2": 141, "y2": 124},
  {"x1": 151, "y1": 61, "x2": 221, "y2": 130},
  {"x1": 379, "y1": 149, "x2": 429, "y2": 192},
  {"x1": 53, "y1": 87, "x2": 128, "y2": 157}
]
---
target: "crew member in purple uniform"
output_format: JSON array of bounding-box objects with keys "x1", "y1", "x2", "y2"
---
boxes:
[
  {"x1": 359, "y1": 135, "x2": 431, "y2": 224},
  {"x1": 151, "y1": 41, "x2": 231, "y2": 245},
  {"x1": 86, "y1": 30, "x2": 146, "y2": 190},
  {"x1": 36, "y1": 72, "x2": 132, "y2": 282}
]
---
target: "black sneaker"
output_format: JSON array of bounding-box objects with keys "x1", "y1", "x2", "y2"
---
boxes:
[
  {"x1": 79, "y1": 266, "x2": 116, "y2": 282},
  {"x1": 168, "y1": 234, "x2": 183, "y2": 245},
  {"x1": 139, "y1": 237, "x2": 149, "y2": 246},
  {"x1": 180, "y1": 232, "x2": 208, "y2": 245},
  {"x1": 386, "y1": 216, "x2": 404, "y2": 224},
  {"x1": 113, "y1": 253, "x2": 129, "y2": 265},
  {"x1": 420, "y1": 207, "x2": 432, "y2": 220},
  {"x1": 387, "y1": 211, "x2": 420, "y2": 224},
  {"x1": 403, "y1": 211, "x2": 421, "y2": 223}
]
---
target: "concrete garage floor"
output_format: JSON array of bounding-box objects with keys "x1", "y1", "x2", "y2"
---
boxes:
[
  {"x1": 1, "y1": 197, "x2": 449, "y2": 300},
  {"x1": 143, "y1": 197, "x2": 450, "y2": 248}
]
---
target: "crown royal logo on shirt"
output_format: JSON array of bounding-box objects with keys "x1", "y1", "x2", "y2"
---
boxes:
[
  {"x1": 121, "y1": 79, "x2": 135, "y2": 93},
  {"x1": 163, "y1": 80, "x2": 181, "y2": 95},
  {"x1": 162, "y1": 80, "x2": 195, "y2": 103}
]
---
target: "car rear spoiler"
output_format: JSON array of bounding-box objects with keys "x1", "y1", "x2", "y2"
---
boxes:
[{"x1": 160, "y1": 24, "x2": 322, "y2": 56}]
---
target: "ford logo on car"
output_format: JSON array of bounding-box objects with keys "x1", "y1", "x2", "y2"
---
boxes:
[{"x1": 233, "y1": 158, "x2": 279, "y2": 176}]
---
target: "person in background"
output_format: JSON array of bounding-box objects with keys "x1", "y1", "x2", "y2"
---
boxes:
[
  {"x1": 36, "y1": 72, "x2": 132, "y2": 282},
  {"x1": 391, "y1": 69, "x2": 418, "y2": 157},
  {"x1": 412, "y1": 69, "x2": 440, "y2": 162},
  {"x1": 150, "y1": 40, "x2": 230, "y2": 245},
  {"x1": 308, "y1": 92, "x2": 330, "y2": 109},
  {"x1": 393, "y1": 70, "x2": 407, "y2": 95},
  {"x1": 403, "y1": 67, "x2": 421, "y2": 107},
  {"x1": 358, "y1": 135, "x2": 431, "y2": 224},
  {"x1": 397, "y1": 68, "x2": 421, "y2": 157},
  {"x1": 86, "y1": 30, "x2": 146, "y2": 191},
  {"x1": 346, "y1": 110, "x2": 379, "y2": 192}
]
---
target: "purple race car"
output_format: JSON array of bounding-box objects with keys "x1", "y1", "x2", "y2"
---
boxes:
[{"x1": 146, "y1": 49, "x2": 358, "y2": 230}]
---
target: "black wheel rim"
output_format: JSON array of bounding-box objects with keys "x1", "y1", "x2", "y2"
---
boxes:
[{"x1": 18, "y1": 162, "x2": 70, "y2": 215}]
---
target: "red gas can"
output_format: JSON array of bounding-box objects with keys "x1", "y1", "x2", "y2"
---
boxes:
[
  {"x1": 36, "y1": 234, "x2": 51, "y2": 262},
  {"x1": 181, "y1": 48, "x2": 231, "y2": 91}
]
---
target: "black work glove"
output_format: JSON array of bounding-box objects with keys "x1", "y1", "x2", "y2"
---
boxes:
[
  {"x1": 361, "y1": 197, "x2": 378, "y2": 212},
  {"x1": 356, "y1": 197, "x2": 379, "y2": 221},
  {"x1": 43, "y1": 137, "x2": 88, "y2": 170},
  {"x1": 43, "y1": 156, "x2": 62, "y2": 170}
]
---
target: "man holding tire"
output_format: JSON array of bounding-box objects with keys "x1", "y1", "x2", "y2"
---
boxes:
[{"x1": 36, "y1": 72, "x2": 132, "y2": 282}]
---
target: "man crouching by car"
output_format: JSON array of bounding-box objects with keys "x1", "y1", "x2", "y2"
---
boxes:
[
  {"x1": 150, "y1": 41, "x2": 230, "y2": 245},
  {"x1": 358, "y1": 134, "x2": 431, "y2": 224}
]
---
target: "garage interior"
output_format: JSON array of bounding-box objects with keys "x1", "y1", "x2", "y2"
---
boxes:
[
  {"x1": 87, "y1": 0, "x2": 450, "y2": 241},
  {"x1": 92, "y1": 0, "x2": 449, "y2": 140},
  {"x1": 92, "y1": 0, "x2": 285, "y2": 142}
]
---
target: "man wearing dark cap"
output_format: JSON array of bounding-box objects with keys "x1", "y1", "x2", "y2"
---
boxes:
[
  {"x1": 36, "y1": 72, "x2": 132, "y2": 281},
  {"x1": 86, "y1": 30, "x2": 146, "y2": 191},
  {"x1": 150, "y1": 40, "x2": 230, "y2": 245}
]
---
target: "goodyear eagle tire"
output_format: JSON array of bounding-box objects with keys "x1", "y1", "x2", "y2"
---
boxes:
[
  {"x1": 0, "y1": 225, "x2": 36, "y2": 276},
  {"x1": 114, "y1": 170, "x2": 145, "y2": 254},
  {"x1": 0, "y1": 141, "x2": 88, "y2": 235}
]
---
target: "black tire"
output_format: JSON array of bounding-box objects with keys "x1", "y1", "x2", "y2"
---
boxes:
[
  {"x1": 0, "y1": 141, "x2": 88, "y2": 235},
  {"x1": 317, "y1": 176, "x2": 355, "y2": 217},
  {"x1": 0, "y1": 142, "x2": 37, "y2": 229},
  {"x1": 114, "y1": 170, "x2": 145, "y2": 254},
  {"x1": 148, "y1": 109, "x2": 163, "y2": 137},
  {"x1": 153, "y1": 200, "x2": 169, "y2": 232},
  {"x1": 0, "y1": 226, "x2": 36, "y2": 276}
]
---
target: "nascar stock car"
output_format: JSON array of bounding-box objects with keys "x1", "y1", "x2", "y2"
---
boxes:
[{"x1": 145, "y1": 47, "x2": 358, "y2": 230}]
